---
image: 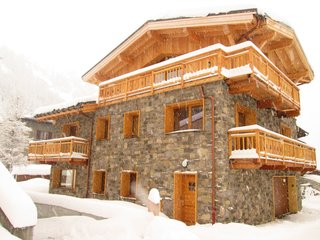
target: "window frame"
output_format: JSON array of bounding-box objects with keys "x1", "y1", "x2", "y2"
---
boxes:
[
  {"x1": 123, "y1": 110, "x2": 140, "y2": 139},
  {"x1": 92, "y1": 169, "x2": 107, "y2": 195},
  {"x1": 62, "y1": 121, "x2": 80, "y2": 137},
  {"x1": 96, "y1": 116, "x2": 111, "y2": 141},
  {"x1": 51, "y1": 168, "x2": 76, "y2": 190},
  {"x1": 164, "y1": 99, "x2": 205, "y2": 133},
  {"x1": 120, "y1": 170, "x2": 138, "y2": 199},
  {"x1": 235, "y1": 103, "x2": 256, "y2": 127}
]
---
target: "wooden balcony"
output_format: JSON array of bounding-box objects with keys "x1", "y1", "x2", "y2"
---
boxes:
[
  {"x1": 99, "y1": 41, "x2": 300, "y2": 117},
  {"x1": 28, "y1": 137, "x2": 89, "y2": 165},
  {"x1": 228, "y1": 125, "x2": 316, "y2": 173}
]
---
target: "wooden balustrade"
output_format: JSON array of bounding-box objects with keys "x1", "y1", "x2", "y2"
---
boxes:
[
  {"x1": 228, "y1": 125, "x2": 316, "y2": 172},
  {"x1": 28, "y1": 137, "x2": 89, "y2": 164},
  {"x1": 99, "y1": 42, "x2": 300, "y2": 116}
]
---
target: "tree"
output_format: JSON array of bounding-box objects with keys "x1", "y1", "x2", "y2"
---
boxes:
[{"x1": 0, "y1": 97, "x2": 31, "y2": 171}]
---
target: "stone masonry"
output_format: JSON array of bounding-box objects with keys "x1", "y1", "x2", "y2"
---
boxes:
[{"x1": 47, "y1": 80, "x2": 301, "y2": 224}]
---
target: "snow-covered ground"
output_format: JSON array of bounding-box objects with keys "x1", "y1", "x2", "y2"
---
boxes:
[{"x1": 1, "y1": 174, "x2": 320, "y2": 240}]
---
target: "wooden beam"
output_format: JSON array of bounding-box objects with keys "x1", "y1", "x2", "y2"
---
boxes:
[
  {"x1": 252, "y1": 31, "x2": 276, "y2": 51},
  {"x1": 223, "y1": 25, "x2": 235, "y2": 45},
  {"x1": 182, "y1": 28, "x2": 202, "y2": 42},
  {"x1": 266, "y1": 39, "x2": 293, "y2": 52}
]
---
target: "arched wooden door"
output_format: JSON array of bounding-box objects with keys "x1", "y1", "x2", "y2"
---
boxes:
[{"x1": 173, "y1": 172, "x2": 197, "y2": 225}]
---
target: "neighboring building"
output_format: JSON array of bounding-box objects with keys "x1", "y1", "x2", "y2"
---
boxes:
[
  {"x1": 22, "y1": 117, "x2": 59, "y2": 140},
  {"x1": 27, "y1": 9, "x2": 317, "y2": 225}
]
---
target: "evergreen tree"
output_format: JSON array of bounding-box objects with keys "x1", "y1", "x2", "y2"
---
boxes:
[{"x1": 0, "y1": 97, "x2": 31, "y2": 171}]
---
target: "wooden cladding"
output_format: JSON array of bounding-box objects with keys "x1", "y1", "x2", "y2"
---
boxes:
[
  {"x1": 228, "y1": 125, "x2": 316, "y2": 172},
  {"x1": 280, "y1": 123, "x2": 292, "y2": 138},
  {"x1": 92, "y1": 170, "x2": 106, "y2": 194},
  {"x1": 96, "y1": 116, "x2": 110, "y2": 141},
  {"x1": 99, "y1": 42, "x2": 301, "y2": 117},
  {"x1": 123, "y1": 111, "x2": 140, "y2": 138},
  {"x1": 120, "y1": 171, "x2": 137, "y2": 198},
  {"x1": 28, "y1": 137, "x2": 89, "y2": 164},
  {"x1": 165, "y1": 99, "x2": 204, "y2": 133}
]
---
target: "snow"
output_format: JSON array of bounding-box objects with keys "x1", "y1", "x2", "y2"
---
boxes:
[
  {"x1": 0, "y1": 226, "x2": 21, "y2": 240},
  {"x1": 221, "y1": 64, "x2": 252, "y2": 78},
  {"x1": 230, "y1": 149, "x2": 259, "y2": 159},
  {"x1": 13, "y1": 177, "x2": 320, "y2": 240},
  {"x1": 29, "y1": 136, "x2": 87, "y2": 144},
  {"x1": 148, "y1": 188, "x2": 161, "y2": 204},
  {"x1": 11, "y1": 164, "x2": 51, "y2": 176},
  {"x1": 0, "y1": 161, "x2": 37, "y2": 228},
  {"x1": 303, "y1": 174, "x2": 320, "y2": 183},
  {"x1": 33, "y1": 94, "x2": 97, "y2": 116}
]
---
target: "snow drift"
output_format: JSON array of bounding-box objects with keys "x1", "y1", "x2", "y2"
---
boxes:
[{"x1": 0, "y1": 161, "x2": 37, "y2": 228}]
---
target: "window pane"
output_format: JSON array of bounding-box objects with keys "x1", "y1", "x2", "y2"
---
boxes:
[
  {"x1": 174, "y1": 107, "x2": 188, "y2": 131},
  {"x1": 60, "y1": 169, "x2": 75, "y2": 188},
  {"x1": 104, "y1": 119, "x2": 109, "y2": 139},
  {"x1": 191, "y1": 106, "x2": 203, "y2": 129}
]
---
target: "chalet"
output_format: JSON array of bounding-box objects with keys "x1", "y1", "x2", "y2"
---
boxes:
[{"x1": 28, "y1": 9, "x2": 317, "y2": 225}]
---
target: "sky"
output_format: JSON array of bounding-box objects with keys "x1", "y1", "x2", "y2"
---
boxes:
[{"x1": 0, "y1": 0, "x2": 319, "y2": 166}]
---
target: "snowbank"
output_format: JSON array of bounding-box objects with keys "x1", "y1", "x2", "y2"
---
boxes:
[
  {"x1": 19, "y1": 178, "x2": 320, "y2": 240},
  {"x1": 0, "y1": 226, "x2": 21, "y2": 240},
  {"x1": 11, "y1": 164, "x2": 51, "y2": 176},
  {"x1": 0, "y1": 162, "x2": 37, "y2": 228}
]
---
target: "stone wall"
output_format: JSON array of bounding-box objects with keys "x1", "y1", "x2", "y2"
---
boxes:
[
  {"x1": 46, "y1": 80, "x2": 301, "y2": 225},
  {"x1": 87, "y1": 80, "x2": 300, "y2": 224},
  {"x1": 48, "y1": 113, "x2": 94, "y2": 198}
]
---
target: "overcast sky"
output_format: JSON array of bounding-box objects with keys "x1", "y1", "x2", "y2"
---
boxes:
[{"x1": 1, "y1": 0, "x2": 319, "y2": 167}]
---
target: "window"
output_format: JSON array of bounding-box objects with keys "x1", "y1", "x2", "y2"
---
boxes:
[
  {"x1": 123, "y1": 111, "x2": 140, "y2": 138},
  {"x1": 120, "y1": 171, "x2": 137, "y2": 198},
  {"x1": 62, "y1": 122, "x2": 80, "y2": 137},
  {"x1": 36, "y1": 130, "x2": 52, "y2": 140},
  {"x1": 235, "y1": 103, "x2": 256, "y2": 127},
  {"x1": 51, "y1": 168, "x2": 76, "y2": 190},
  {"x1": 92, "y1": 170, "x2": 106, "y2": 194},
  {"x1": 280, "y1": 123, "x2": 292, "y2": 138},
  {"x1": 165, "y1": 99, "x2": 204, "y2": 133},
  {"x1": 96, "y1": 116, "x2": 110, "y2": 141}
]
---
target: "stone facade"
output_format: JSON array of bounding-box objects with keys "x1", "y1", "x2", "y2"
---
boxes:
[
  {"x1": 22, "y1": 117, "x2": 60, "y2": 140},
  {"x1": 47, "y1": 80, "x2": 301, "y2": 225}
]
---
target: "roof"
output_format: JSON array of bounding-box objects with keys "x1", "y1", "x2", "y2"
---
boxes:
[
  {"x1": 34, "y1": 97, "x2": 97, "y2": 121},
  {"x1": 82, "y1": 9, "x2": 313, "y2": 86}
]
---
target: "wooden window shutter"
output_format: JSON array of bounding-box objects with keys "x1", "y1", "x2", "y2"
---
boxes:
[
  {"x1": 245, "y1": 110, "x2": 256, "y2": 125},
  {"x1": 52, "y1": 168, "x2": 61, "y2": 189},
  {"x1": 123, "y1": 113, "x2": 132, "y2": 138},
  {"x1": 120, "y1": 172, "x2": 130, "y2": 197},
  {"x1": 96, "y1": 118, "x2": 104, "y2": 140},
  {"x1": 92, "y1": 171, "x2": 104, "y2": 193},
  {"x1": 165, "y1": 106, "x2": 174, "y2": 133}
]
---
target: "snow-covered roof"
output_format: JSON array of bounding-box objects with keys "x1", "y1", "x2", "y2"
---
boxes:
[
  {"x1": 33, "y1": 95, "x2": 98, "y2": 119},
  {"x1": 0, "y1": 161, "x2": 37, "y2": 228},
  {"x1": 11, "y1": 164, "x2": 51, "y2": 176}
]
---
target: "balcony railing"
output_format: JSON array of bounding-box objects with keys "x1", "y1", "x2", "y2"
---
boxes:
[
  {"x1": 99, "y1": 41, "x2": 300, "y2": 116},
  {"x1": 228, "y1": 125, "x2": 316, "y2": 172},
  {"x1": 28, "y1": 137, "x2": 89, "y2": 164}
]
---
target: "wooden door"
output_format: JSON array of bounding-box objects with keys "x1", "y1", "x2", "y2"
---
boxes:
[
  {"x1": 273, "y1": 177, "x2": 289, "y2": 218},
  {"x1": 174, "y1": 172, "x2": 197, "y2": 225}
]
